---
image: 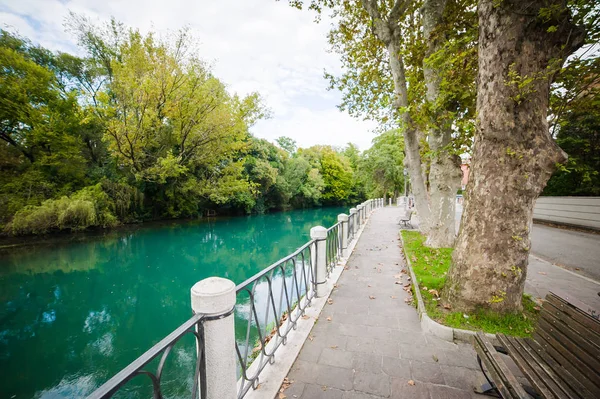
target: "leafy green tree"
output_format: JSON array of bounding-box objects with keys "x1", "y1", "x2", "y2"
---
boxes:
[{"x1": 359, "y1": 130, "x2": 405, "y2": 199}]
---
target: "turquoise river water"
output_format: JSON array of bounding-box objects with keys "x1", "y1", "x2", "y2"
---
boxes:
[{"x1": 0, "y1": 207, "x2": 346, "y2": 398}]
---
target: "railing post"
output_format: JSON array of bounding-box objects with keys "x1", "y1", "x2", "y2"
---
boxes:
[
  {"x1": 350, "y1": 208, "x2": 358, "y2": 236},
  {"x1": 389, "y1": 198, "x2": 392, "y2": 206},
  {"x1": 310, "y1": 226, "x2": 328, "y2": 297},
  {"x1": 357, "y1": 204, "x2": 363, "y2": 225},
  {"x1": 338, "y1": 214, "x2": 349, "y2": 258},
  {"x1": 190, "y1": 277, "x2": 237, "y2": 399}
]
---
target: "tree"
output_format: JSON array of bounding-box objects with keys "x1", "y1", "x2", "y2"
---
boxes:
[
  {"x1": 359, "y1": 129, "x2": 405, "y2": 199},
  {"x1": 444, "y1": 0, "x2": 587, "y2": 312},
  {"x1": 276, "y1": 136, "x2": 297, "y2": 154}
]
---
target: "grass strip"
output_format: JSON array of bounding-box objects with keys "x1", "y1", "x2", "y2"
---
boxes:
[{"x1": 401, "y1": 230, "x2": 539, "y2": 337}]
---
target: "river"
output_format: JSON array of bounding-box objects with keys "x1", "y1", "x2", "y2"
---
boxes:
[{"x1": 0, "y1": 206, "x2": 346, "y2": 398}]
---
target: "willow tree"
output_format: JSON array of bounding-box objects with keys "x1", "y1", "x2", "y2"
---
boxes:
[{"x1": 444, "y1": 0, "x2": 589, "y2": 312}]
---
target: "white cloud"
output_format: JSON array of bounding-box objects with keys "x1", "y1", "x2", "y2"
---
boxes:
[{"x1": 0, "y1": 0, "x2": 378, "y2": 149}]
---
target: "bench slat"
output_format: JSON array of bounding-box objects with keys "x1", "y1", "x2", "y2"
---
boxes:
[
  {"x1": 474, "y1": 332, "x2": 529, "y2": 399},
  {"x1": 540, "y1": 308, "x2": 600, "y2": 362},
  {"x1": 537, "y1": 316, "x2": 600, "y2": 373},
  {"x1": 533, "y1": 332, "x2": 600, "y2": 396},
  {"x1": 523, "y1": 337, "x2": 598, "y2": 399},
  {"x1": 546, "y1": 293, "x2": 600, "y2": 335},
  {"x1": 542, "y1": 301, "x2": 600, "y2": 348},
  {"x1": 503, "y1": 334, "x2": 581, "y2": 399},
  {"x1": 499, "y1": 335, "x2": 558, "y2": 399}
]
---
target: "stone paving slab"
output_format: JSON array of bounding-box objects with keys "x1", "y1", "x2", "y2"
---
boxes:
[{"x1": 282, "y1": 207, "x2": 487, "y2": 399}]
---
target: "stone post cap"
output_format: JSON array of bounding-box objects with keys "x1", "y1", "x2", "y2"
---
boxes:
[
  {"x1": 310, "y1": 225, "x2": 327, "y2": 240},
  {"x1": 349, "y1": 208, "x2": 357, "y2": 214},
  {"x1": 191, "y1": 277, "x2": 236, "y2": 315},
  {"x1": 357, "y1": 204, "x2": 363, "y2": 210},
  {"x1": 337, "y1": 213, "x2": 349, "y2": 222}
]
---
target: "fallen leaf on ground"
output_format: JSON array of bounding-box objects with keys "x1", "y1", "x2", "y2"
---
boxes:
[
  {"x1": 432, "y1": 355, "x2": 438, "y2": 362},
  {"x1": 443, "y1": 303, "x2": 452, "y2": 310},
  {"x1": 302, "y1": 315, "x2": 310, "y2": 320},
  {"x1": 395, "y1": 281, "x2": 402, "y2": 285},
  {"x1": 333, "y1": 284, "x2": 339, "y2": 288},
  {"x1": 308, "y1": 334, "x2": 314, "y2": 341},
  {"x1": 368, "y1": 284, "x2": 372, "y2": 287},
  {"x1": 428, "y1": 289, "x2": 439, "y2": 297},
  {"x1": 390, "y1": 295, "x2": 397, "y2": 299},
  {"x1": 408, "y1": 380, "x2": 415, "y2": 386},
  {"x1": 404, "y1": 282, "x2": 411, "y2": 287},
  {"x1": 322, "y1": 386, "x2": 327, "y2": 391},
  {"x1": 538, "y1": 272, "x2": 547, "y2": 275},
  {"x1": 344, "y1": 266, "x2": 349, "y2": 270},
  {"x1": 394, "y1": 273, "x2": 402, "y2": 279},
  {"x1": 278, "y1": 394, "x2": 286, "y2": 399},
  {"x1": 330, "y1": 345, "x2": 338, "y2": 349},
  {"x1": 369, "y1": 295, "x2": 376, "y2": 299},
  {"x1": 327, "y1": 298, "x2": 333, "y2": 305},
  {"x1": 326, "y1": 316, "x2": 332, "y2": 321}
]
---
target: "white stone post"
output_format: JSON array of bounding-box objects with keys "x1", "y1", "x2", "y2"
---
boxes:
[
  {"x1": 350, "y1": 208, "x2": 358, "y2": 235},
  {"x1": 357, "y1": 204, "x2": 363, "y2": 226},
  {"x1": 190, "y1": 277, "x2": 237, "y2": 399},
  {"x1": 338, "y1": 214, "x2": 349, "y2": 258},
  {"x1": 310, "y1": 226, "x2": 328, "y2": 297},
  {"x1": 389, "y1": 198, "x2": 392, "y2": 206}
]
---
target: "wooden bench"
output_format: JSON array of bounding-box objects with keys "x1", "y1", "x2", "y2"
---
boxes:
[
  {"x1": 473, "y1": 291, "x2": 600, "y2": 398},
  {"x1": 398, "y1": 209, "x2": 414, "y2": 228}
]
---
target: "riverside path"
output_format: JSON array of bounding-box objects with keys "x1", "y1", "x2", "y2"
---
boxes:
[{"x1": 283, "y1": 206, "x2": 487, "y2": 399}]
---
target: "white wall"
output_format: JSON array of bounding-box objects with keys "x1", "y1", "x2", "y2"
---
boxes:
[{"x1": 534, "y1": 197, "x2": 600, "y2": 230}]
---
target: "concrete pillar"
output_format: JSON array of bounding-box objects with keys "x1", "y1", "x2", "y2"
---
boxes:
[
  {"x1": 350, "y1": 208, "x2": 358, "y2": 235},
  {"x1": 338, "y1": 214, "x2": 349, "y2": 258},
  {"x1": 389, "y1": 198, "x2": 392, "y2": 206},
  {"x1": 357, "y1": 204, "x2": 363, "y2": 226},
  {"x1": 191, "y1": 277, "x2": 237, "y2": 399},
  {"x1": 310, "y1": 226, "x2": 328, "y2": 297}
]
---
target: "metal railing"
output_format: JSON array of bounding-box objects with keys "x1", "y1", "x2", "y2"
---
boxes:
[
  {"x1": 87, "y1": 198, "x2": 384, "y2": 399},
  {"x1": 234, "y1": 240, "x2": 315, "y2": 399},
  {"x1": 88, "y1": 313, "x2": 207, "y2": 399},
  {"x1": 325, "y1": 222, "x2": 341, "y2": 275}
]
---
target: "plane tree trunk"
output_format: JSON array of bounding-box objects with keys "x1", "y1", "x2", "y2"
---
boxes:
[
  {"x1": 422, "y1": 0, "x2": 462, "y2": 248},
  {"x1": 443, "y1": 0, "x2": 585, "y2": 312}
]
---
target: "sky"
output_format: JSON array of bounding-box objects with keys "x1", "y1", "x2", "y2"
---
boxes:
[{"x1": 0, "y1": 0, "x2": 379, "y2": 150}]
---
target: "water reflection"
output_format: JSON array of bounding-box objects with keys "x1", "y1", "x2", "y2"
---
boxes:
[{"x1": 0, "y1": 207, "x2": 344, "y2": 398}]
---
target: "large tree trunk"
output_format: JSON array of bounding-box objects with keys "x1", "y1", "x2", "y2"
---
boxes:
[
  {"x1": 422, "y1": 0, "x2": 462, "y2": 248},
  {"x1": 443, "y1": 0, "x2": 584, "y2": 312},
  {"x1": 387, "y1": 40, "x2": 431, "y2": 230},
  {"x1": 361, "y1": 0, "x2": 432, "y2": 232}
]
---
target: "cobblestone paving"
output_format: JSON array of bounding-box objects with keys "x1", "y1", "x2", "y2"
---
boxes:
[{"x1": 283, "y1": 207, "x2": 487, "y2": 399}]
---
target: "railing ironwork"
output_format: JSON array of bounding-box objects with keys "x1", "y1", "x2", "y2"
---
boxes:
[
  {"x1": 235, "y1": 240, "x2": 315, "y2": 399},
  {"x1": 87, "y1": 313, "x2": 207, "y2": 399},
  {"x1": 325, "y1": 222, "x2": 341, "y2": 275}
]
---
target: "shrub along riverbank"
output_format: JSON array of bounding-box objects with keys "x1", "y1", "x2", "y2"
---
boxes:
[{"x1": 401, "y1": 230, "x2": 539, "y2": 337}]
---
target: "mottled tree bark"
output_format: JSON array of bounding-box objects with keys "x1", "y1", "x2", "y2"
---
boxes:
[
  {"x1": 361, "y1": 0, "x2": 431, "y2": 231},
  {"x1": 444, "y1": 0, "x2": 585, "y2": 312},
  {"x1": 422, "y1": 0, "x2": 462, "y2": 248}
]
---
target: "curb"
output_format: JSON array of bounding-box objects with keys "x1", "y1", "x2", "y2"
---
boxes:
[{"x1": 398, "y1": 231, "x2": 497, "y2": 344}]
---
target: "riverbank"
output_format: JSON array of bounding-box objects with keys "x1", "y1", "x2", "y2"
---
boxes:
[{"x1": 0, "y1": 204, "x2": 355, "y2": 250}]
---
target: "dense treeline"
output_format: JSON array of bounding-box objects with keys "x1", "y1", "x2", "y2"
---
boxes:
[{"x1": 0, "y1": 20, "x2": 404, "y2": 235}]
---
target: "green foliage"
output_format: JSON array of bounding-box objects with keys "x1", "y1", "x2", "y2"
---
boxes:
[
  {"x1": 401, "y1": 230, "x2": 539, "y2": 336},
  {"x1": 358, "y1": 130, "x2": 405, "y2": 198},
  {"x1": 8, "y1": 184, "x2": 119, "y2": 235}
]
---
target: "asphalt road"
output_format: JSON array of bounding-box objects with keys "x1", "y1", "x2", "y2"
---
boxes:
[
  {"x1": 455, "y1": 203, "x2": 600, "y2": 282},
  {"x1": 530, "y1": 223, "x2": 600, "y2": 282}
]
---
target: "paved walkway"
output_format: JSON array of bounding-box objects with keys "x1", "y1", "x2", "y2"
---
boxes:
[{"x1": 283, "y1": 207, "x2": 486, "y2": 399}]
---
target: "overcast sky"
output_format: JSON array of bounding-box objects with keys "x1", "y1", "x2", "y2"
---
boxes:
[{"x1": 0, "y1": 0, "x2": 379, "y2": 150}]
